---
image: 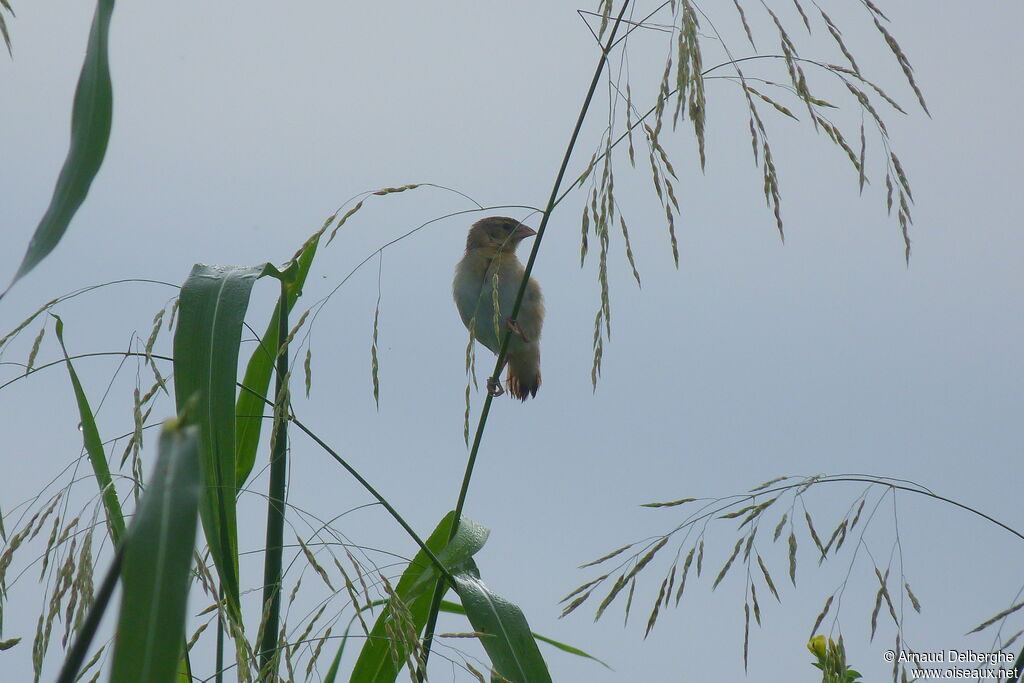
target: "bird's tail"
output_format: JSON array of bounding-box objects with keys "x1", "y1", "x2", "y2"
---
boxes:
[{"x1": 506, "y1": 349, "x2": 541, "y2": 401}]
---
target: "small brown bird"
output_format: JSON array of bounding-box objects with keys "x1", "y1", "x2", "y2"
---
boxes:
[{"x1": 453, "y1": 217, "x2": 545, "y2": 400}]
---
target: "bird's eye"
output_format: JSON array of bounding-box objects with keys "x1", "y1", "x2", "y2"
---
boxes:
[{"x1": 505, "y1": 222, "x2": 517, "y2": 232}]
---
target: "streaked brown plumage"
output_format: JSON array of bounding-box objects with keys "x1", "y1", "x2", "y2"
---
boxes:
[{"x1": 453, "y1": 217, "x2": 545, "y2": 400}]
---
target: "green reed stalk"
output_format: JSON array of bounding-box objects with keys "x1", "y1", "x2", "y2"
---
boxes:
[{"x1": 417, "y1": 2, "x2": 634, "y2": 676}]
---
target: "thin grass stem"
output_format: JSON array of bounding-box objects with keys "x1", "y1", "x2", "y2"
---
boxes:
[{"x1": 417, "y1": 2, "x2": 635, "y2": 677}]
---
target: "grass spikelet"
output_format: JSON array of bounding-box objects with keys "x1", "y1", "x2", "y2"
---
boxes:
[
  {"x1": 885, "y1": 172, "x2": 894, "y2": 214},
  {"x1": 750, "y1": 581, "x2": 761, "y2": 626},
  {"x1": 791, "y1": 0, "x2": 811, "y2": 31},
  {"x1": 680, "y1": 0, "x2": 706, "y2": 169},
  {"x1": 623, "y1": 576, "x2": 636, "y2": 626},
  {"x1": 712, "y1": 537, "x2": 743, "y2": 590},
  {"x1": 560, "y1": 588, "x2": 595, "y2": 619},
  {"x1": 757, "y1": 554, "x2": 780, "y2": 601},
  {"x1": 663, "y1": 564, "x2": 676, "y2": 608},
  {"x1": 372, "y1": 183, "x2": 421, "y2": 196},
  {"x1": 814, "y1": 115, "x2": 862, "y2": 175},
  {"x1": 662, "y1": 174, "x2": 680, "y2": 213},
  {"x1": 591, "y1": 309, "x2": 604, "y2": 390},
  {"x1": 581, "y1": 542, "x2": 635, "y2": 568},
  {"x1": 999, "y1": 629, "x2": 1024, "y2": 650},
  {"x1": 345, "y1": 548, "x2": 371, "y2": 607},
  {"x1": 298, "y1": 537, "x2": 334, "y2": 591},
  {"x1": 31, "y1": 493, "x2": 64, "y2": 540},
  {"x1": 870, "y1": 576, "x2": 884, "y2": 639},
  {"x1": 742, "y1": 529, "x2": 756, "y2": 561},
  {"x1": 744, "y1": 87, "x2": 798, "y2": 120},
  {"x1": 580, "y1": 202, "x2": 590, "y2": 267},
  {"x1": 26, "y1": 324, "x2": 46, "y2": 374},
  {"x1": 68, "y1": 527, "x2": 94, "y2": 643},
  {"x1": 787, "y1": 531, "x2": 797, "y2": 585},
  {"x1": 292, "y1": 603, "x2": 328, "y2": 661},
  {"x1": 761, "y1": 137, "x2": 784, "y2": 240},
  {"x1": 303, "y1": 626, "x2": 331, "y2": 679},
  {"x1": 822, "y1": 519, "x2": 847, "y2": 558},
  {"x1": 804, "y1": 511, "x2": 825, "y2": 559},
  {"x1": 904, "y1": 581, "x2": 921, "y2": 613},
  {"x1": 871, "y1": 16, "x2": 929, "y2": 115},
  {"x1": 696, "y1": 539, "x2": 704, "y2": 576},
  {"x1": 575, "y1": 152, "x2": 598, "y2": 188},
  {"x1": 665, "y1": 204, "x2": 679, "y2": 268},
  {"x1": 370, "y1": 300, "x2": 381, "y2": 410},
  {"x1": 748, "y1": 115, "x2": 759, "y2": 164},
  {"x1": 740, "y1": 500, "x2": 776, "y2": 529},
  {"x1": 820, "y1": 10, "x2": 859, "y2": 74},
  {"x1": 810, "y1": 594, "x2": 834, "y2": 637},
  {"x1": 186, "y1": 621, "x2": 210, "y2": 651},
  {"x1": 465, "y1": 662, "x2": 487, "y2": 682},
  {"x1": 561, "y1": 574, "x2": 607, "y2": 605},
  {"x1": 39, "y1": 514, "x2": 61, "y2": 580},
  {"x1": 719, "y1": 503, "x2": 758, "y2": 520},
  {"x1": 624, "y1": 537, "x2": 668, "y2": 583},
  {"x1": 890, "y1": 152, "x2": 913, "y2": 201},
  {"x1": 327, "y1": 200, "x2": 364, "y2": 245},
  {"x1": 595, "y1": 576, "x2": 630, "y2": 620},
  {"x1": 144, "y1": 307, "x2": 164, "y2": 359},
  {"x1": 751, "y1": 476, "x2": 789, "y2": 492},
  {"x1": 732, "y1": 0, "x2": 756, "y2": 48},
  {"x1": 618, "y1": 216, "x2": 641, "y2": 287},
  {"x1": 334, "y1": 557, "x2": 369, "y2": 635},
  {"x1": 674, "y1": 21, "x2": 690, "y2": 126},
  {"x1": 644, "y1": 575, "x2": 668, "y2": 637},
  {"x1": 858, "y1": 122, "x2": 867, "y2": 192},
  {"x1": 304, "y1": 348, "x2": 312, "y2": 397},
  {"x1": 625, "y1": 84, "x2": 636, "y2": 167},
  {"x1": 491, "y1": 272, "x2": 502, "y2": 344},
  {"x1": 641, "y1": 497, "x2": 696, "y2": 508},
  {"x1": 597, "y1": 0, "x2": 612, "y2": 38},
  {"x1": 743, "y1": 601, "x2": 751, "y2": 669},
  {"x1": 674, "y1": 546, "x2": 695, "y2": 605}
]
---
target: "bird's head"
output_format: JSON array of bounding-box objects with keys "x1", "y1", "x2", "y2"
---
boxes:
[{"x1": 465, "y1": 217, "x2": 537, "y2": 255}]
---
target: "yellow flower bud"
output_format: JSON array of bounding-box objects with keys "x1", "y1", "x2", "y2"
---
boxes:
[{"x1": 808, "y1": 634, "x2": 827, "y2": 659}]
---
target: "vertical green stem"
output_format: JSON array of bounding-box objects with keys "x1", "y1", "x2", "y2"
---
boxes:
[
  {"x1": 215, "y1": 584, "x2": 225, "y2": 683},
  {"x1": 417, "y1": 3, "x2": 633, "y2": 678},
  {"x1": 258, "y1": 283, "x2": 290, "y2": 678}
]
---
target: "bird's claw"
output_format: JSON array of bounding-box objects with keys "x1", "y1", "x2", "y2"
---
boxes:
[
  {"x1": 487, "y1": 376, "x2": 505, "y2": 397},
  {"x1": 505, "y1": 317, "x2": 529, "y2": 342}
]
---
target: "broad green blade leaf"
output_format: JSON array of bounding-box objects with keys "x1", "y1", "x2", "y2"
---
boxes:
[
  {"x1": 236, "y1": 237, "x2": 317, "y2": 487},
  {"x1": 350, "y1": 512, "x2": 489, "y2": 683},
  {"x1": 2, "y1": 0, "x2": 115, "y2": 298},
  {"x1": 173, "y1": 263, "x2": 281, "y2": 619},
  {"x1": 439, "y1": 601, "x2": 611, "y2": 669},
  {"x1": 53, "y1": 314, "x2": 125, "y2": 544},
  {"x1": 110, "y1": 421, "x2": 201, "y2": 683},
  {"x1": 451, "y1": 559, "x2": 552, "y2": 683}
]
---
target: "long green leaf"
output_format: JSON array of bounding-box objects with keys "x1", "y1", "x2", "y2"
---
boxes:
[
  {"x1": 173, "y1": 262, "x2": 282, "y2": 619},
  {"x1": 450, "y1": 558, "x2": 552, "y2": 683},
  {"x1": 236, "y1": 237, "x2": 317, "y2": 487},
  {"x1": 110, "y1": 421, "x2": 201, "y2": 683},
  {"x1": 349, "y1": 511, "x2": 488, "y2": 683},
  {"x1": 2, "y1": 0, "x2": 115, "y2": 297},
  {"x1": 439, "y1": 601, "x2": 611, "y2": 669},
  {"x1": 53, "y1": 314, "x2": 125, "y2": 543}
]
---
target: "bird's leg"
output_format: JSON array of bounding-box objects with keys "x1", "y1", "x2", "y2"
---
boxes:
[
  {"x1": 487, "y1": 357, "x2": 508, "y2": 397},
  {"x1": 504, "y1": 317, "x2": 530, "y2": 343}
]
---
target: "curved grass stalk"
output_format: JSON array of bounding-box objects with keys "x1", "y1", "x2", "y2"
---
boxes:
[{"x1": 417, "y1": 1, "x2": 635, "y2": 676}]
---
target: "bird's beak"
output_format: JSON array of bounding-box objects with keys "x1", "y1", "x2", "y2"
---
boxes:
[{"x1": 514, "y1": 224, "x2": 537, "y2": 240}]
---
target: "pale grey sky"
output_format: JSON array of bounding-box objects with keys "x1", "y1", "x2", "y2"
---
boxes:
[{"x1": 2, "y1": 2, "x2": 1023, "y2": 681}]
